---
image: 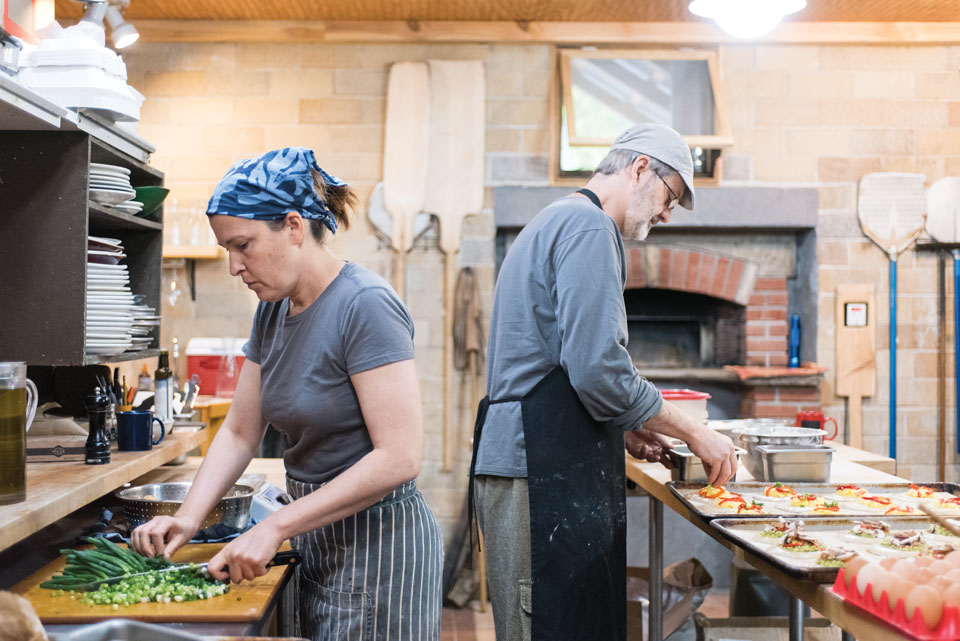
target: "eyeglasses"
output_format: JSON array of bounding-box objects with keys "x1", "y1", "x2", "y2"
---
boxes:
[{"x1": 652, "y1": 168, "x2": 680, "y2": 211}]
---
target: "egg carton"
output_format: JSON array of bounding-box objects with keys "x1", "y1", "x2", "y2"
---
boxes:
[{"x1": 832, "y1": 567, "x2": 960, "y2": 640}]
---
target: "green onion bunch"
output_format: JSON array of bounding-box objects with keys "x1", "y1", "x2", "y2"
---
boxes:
[{"x1": 39, "y1": 537, "x2": 168, "y2": 591}]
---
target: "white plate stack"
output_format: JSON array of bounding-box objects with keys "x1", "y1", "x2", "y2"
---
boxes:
[
  {"x1": 86, "y1": 236, "x2": 134, "y2": 355},
  {"x1": 89, "y1": 162, "x2": 138, "y2": 209},
  {"x1": 130, "y1": 302, "x2": 160, "y2": 351}
]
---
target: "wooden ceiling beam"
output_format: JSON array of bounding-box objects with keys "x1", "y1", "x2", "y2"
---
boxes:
[{"x1": 127, "y1": 20, "x2": 960, "y2": 44}]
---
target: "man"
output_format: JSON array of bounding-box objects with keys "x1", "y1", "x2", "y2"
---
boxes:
[{"x1": 470, "y1": 124, "x2": 738, "y2": 641}]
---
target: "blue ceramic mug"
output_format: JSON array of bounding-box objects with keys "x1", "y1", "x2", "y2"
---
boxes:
[{"x1": 116, "y1": 411, "x2": 165, "y2": 451}]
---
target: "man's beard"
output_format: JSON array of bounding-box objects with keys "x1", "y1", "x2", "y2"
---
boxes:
[{"x1": 628, "y1": 218, "x2": 652, "y2": 241}]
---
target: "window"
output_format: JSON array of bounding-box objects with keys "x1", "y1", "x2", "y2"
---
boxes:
[{"x1": 553, "y1": 48, "x2": 732, "y2": 183}]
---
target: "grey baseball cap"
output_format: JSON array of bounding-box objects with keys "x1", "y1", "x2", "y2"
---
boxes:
[{"x1": 610, "y1": 123, "x2": 695, "y2": 210}]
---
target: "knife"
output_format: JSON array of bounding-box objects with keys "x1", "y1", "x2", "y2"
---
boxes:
[{"x1": 72, "y1": 550, "x2": 301, "y2": 591}]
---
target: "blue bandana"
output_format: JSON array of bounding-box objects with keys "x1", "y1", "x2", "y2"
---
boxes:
[{"x1": 206, "y1": 147, "x2": 348, "y2": 234}]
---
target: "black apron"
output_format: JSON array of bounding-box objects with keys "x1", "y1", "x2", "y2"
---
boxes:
[{"x1": 468, "y1": 188, "x2": 627, "y2": 641}]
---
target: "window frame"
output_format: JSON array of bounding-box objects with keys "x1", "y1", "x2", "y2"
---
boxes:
[{"x1": 551, "y1": 47, "x2": 733, "y2": 186}]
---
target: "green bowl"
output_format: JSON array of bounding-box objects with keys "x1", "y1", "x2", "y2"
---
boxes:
[{"x1": 133, "y1": 186, "x2": 170, "y2": 220}]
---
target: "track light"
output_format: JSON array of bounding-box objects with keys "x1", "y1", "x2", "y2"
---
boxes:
[{"x1": 80, "y1": 0, "x2": 139, "y2": 48}]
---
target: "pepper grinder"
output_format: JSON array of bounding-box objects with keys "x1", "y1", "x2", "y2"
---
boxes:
[{"x1": 85, "y1": 386, "x2": 111, "y2": 465}]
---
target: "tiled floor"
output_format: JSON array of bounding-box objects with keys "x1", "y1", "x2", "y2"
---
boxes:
[
  {"x1": 441, "y1": 589, "x2": 729, "y2": 640},
  {"x1": 441, "y1": 602, "x2": 496, "y2": 641}
]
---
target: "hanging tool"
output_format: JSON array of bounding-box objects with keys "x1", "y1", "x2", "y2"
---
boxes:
[
  {"x1": 423, "y1": 60, "x2": 486, "y2": 472},
  {"x1": 453, "y1": 267, "x2": 485, "y2": 472},
  {"x1": 382, "y1": 61, "x2": 430, "y2": 298},
  {"x1": 366, "y1": 182, "x2": 433, "y2": 255},
  {"x1": 857, "y1": 173, "x2": 927, "y2": 460},
  {"x1": 925, "y1": 177, "x2": 960, "y2": 457}
]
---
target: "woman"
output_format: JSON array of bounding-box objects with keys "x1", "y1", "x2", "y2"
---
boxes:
[{"x1": 131, "y1": 147, "x2": 443, "y2": 640}]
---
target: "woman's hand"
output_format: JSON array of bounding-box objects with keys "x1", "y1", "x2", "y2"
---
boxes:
[
  {"x1": 206, "y1": 521, "x2": 285, "y2": 584},
  {"x1": 130, "y1": 514, "x2": 201, "y2": 559}
]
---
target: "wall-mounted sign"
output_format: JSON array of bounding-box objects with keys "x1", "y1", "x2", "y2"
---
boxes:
[{"x1": 845, "y1": 302, "x2": 868, "y2": 327}]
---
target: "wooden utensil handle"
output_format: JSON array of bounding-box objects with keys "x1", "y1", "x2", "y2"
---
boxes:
[{"x1": 919, "y1": 504, "x2": 960, "y2": 538}]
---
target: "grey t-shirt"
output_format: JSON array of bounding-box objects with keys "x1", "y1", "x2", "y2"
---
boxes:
[
  {"x1": 243, "y1": 262, "x2": 415, "y2": 484},
  {"x1": 474, "y1": 195, "x2": 663, "y2": 477}
]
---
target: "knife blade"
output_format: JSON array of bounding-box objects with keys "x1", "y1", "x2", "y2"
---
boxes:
[{"x1": 72, "y1": 549, "x2": 301, "y2": 591}]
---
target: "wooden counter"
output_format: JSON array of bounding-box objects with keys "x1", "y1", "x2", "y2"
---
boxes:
[
  {"x1": 626, "y1": 455, "x2": 911, "y2": 641},
  {"x1": 829, "y1": 442, "x2": 897, "y2": 475},
  {"x1": 133, "y1": 457, "x2": 288, "y2": 488},
  {"x1": 0, "y1": 430, "x2": 206, "y2": 551}
]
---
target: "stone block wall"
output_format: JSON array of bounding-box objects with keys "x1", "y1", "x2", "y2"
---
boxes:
[
  {"x1": 122, "y1": 43, "x2": 552, "y2": 548},
  {"x1": 719, "y1": 44, "x2": 960, "y2": 480},
  {"x1": 122, "y1": 39, "x2": 960, "y2": 538}
]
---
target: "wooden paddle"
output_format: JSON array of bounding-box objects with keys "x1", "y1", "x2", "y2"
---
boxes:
[
  {"x1": 835, "y1": 285, "x2": 876, "y2": 449},
  {"x1": 857, "y1": 173, "x2": 927, "y2": 460},
  {"x1": 382, "y1": 61, "x2": 430, "y2": 298},
  {"x1": 423, "y1": 60, "x2": 486, "y2": 472},
  {"x1": 926, "y1": 177, "x2": 960, "y2": 474}
]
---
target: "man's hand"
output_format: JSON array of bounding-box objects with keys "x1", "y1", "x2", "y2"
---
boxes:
[
  {"x1": 685, "y1": 427, "x2": 737, "y2": 486},
  {"x1": 625, "y1": 429, "x2": 673, "y2": 469}
]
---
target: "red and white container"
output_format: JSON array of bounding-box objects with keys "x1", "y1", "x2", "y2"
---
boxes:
[
  {"x1": 661, "y1": 389, "x2": 711, "y2": 425},
  {"x1": 186, "y1": 337, "x2": 247, "y2": 396}
]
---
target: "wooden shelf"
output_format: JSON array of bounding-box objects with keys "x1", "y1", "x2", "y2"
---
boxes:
[
  {"x1": 0, "y1": 430, "x2": 206, "y2": 551},
  {"x1": 163, "y1": 245, "x2": 224, "y2": 260},
  {"x1": 83, "y1": 348, "x2": 161, "y2": 366},
  {"x1": 89, "y1": 202, "x2": 162, "y2": 232}
]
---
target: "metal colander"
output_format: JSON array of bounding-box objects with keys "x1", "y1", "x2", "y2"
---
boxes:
[{"x1": 116, "y1": 482, "x2": 256, "y2": 531}]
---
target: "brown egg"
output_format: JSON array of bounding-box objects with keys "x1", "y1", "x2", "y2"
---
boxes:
[
  {"x1": 915, "y1": 555, "x2": 936, "y2": 569},
  {"x1": 879, "y1": 557, "x2": 899, "y2": 571},
  {"x1": 944, "y1": 583, "x2": 960, "y2": 611},
  {"x1": 888, "y1": 579, "x2": 917, "y2": 613},
  {"x1": 915, "y1": 568, "x2": 935, "y2": 585},
  {"x1": 931, "y1": 576, "x2": 952, "y2": 592},
  {"x1": 905, "y1": 584, "x2": 944, "y2": 629},
  {"x1": 857, "y1": 564, "x2": 885, "y2": 598},
  {"x1": 930, "y1": 559, "x2": 954, "y2": 576},
  {"x1": 845, "y1": 556, "x2": 870, "y2": 589},
  {"x1": 871, "y1": 570, "x2": 895, "y2": 605},
  {"x1": 893, "y1": 559, "x2": 919, "y2": 583}
]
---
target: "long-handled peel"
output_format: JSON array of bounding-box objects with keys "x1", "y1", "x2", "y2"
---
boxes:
[{"x1": 857, "y1": 173, "x2": 927, "y2": 461}]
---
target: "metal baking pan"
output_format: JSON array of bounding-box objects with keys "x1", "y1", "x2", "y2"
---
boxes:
[
  {"x1": 668, "y1": 445, "x2": 746, "y2": 481},
  {"x1": 710, "y1": 516, "x2": 955, "y2": 582},
  {"x1": 667, "y1": 481, "x2": 960, "y2": 519},
  {"x1": 55, "y1": 619, "x2": 205, "y2": 640},
  {"x1": 757, "y1": 445, "x2": 835, "y2": 483}
]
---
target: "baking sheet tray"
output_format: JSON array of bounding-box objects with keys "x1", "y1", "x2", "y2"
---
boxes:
[
  {"x1": 668, "y1": 481, "x2": 960, "y2": 519},
  {"x1": 710, "y1": 516, "x2": 959, "y2": 582}
]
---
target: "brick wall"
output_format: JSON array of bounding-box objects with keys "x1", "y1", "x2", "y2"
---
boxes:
[
  {"x1": 740, "y1": 386, "x2": 821, "y2": 419},
  {"x1": 122, "y1": 39, "x2": 960, "y2": 529}
]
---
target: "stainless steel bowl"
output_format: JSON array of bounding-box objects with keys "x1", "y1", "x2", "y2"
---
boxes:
[
  {"x1": 731, "y1": 424, "x2": 827, "y2": 480},
  {"x1": 116, "y1": 482, "x2": 255, "y2": 530}
]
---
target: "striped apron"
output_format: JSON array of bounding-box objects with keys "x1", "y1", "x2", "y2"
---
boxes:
[{"x1": 287, "y1": 477, "x2": 444, "y2": 641}]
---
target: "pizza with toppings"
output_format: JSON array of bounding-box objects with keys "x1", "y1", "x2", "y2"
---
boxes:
[{"x1": 764, "y1": 482, "x2": 796, "y2": 498}]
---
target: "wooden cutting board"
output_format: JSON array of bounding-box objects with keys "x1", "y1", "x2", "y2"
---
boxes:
[{"x1": 13, "y1": 543, "x2": 293, "y2": 623}]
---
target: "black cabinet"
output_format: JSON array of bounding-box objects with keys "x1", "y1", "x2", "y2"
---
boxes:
[{"x1": 0, "y1": 88, "x2": 163, "y2": 365}]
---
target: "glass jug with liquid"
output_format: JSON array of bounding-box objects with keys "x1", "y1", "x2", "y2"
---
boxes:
[{"x1": 0, "y1": 362, "x2": 38, "y2": 505}]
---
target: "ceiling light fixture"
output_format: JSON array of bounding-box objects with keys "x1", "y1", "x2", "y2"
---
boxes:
[
  {"x1": 80, "y1": 0, "x2": 139, "y2": 48},
  {"x1": 688, "y1": 0, "x2": 807, "y2": 39}
]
